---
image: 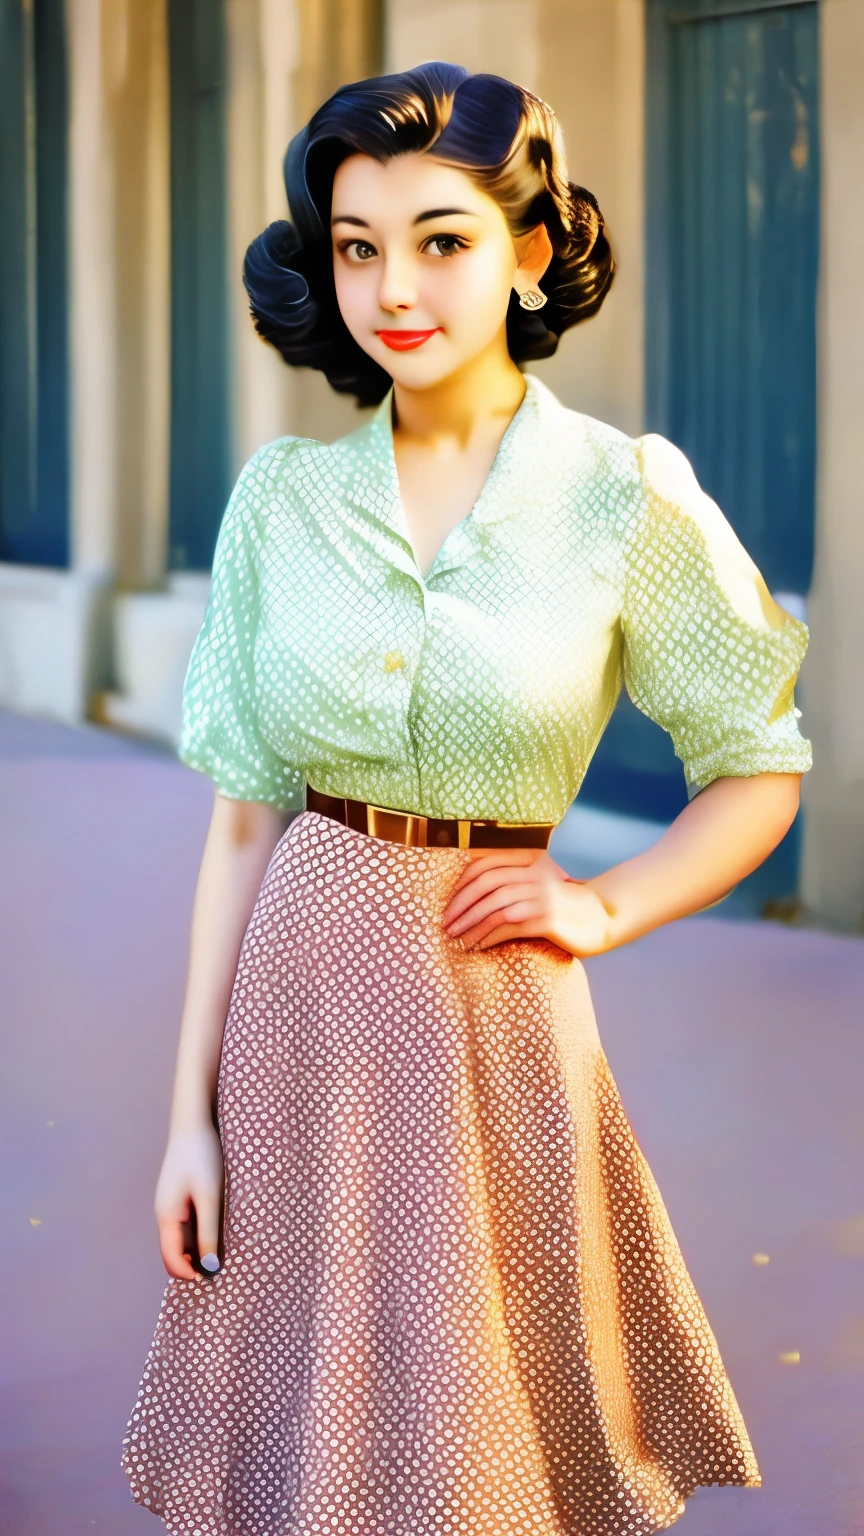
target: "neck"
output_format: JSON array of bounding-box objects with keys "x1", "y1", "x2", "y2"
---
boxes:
[{"x1": 390, "y1": 330, "x2": 527, "y2": 447}]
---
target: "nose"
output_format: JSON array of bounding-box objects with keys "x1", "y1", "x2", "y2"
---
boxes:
[{"x1": 377, "y1": 250, "x2": 417, "y2": 314}]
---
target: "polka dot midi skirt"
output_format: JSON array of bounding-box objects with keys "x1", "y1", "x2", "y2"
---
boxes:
[{"x1": 121, "y1": 809, "x2": 761, "y2": 1536}]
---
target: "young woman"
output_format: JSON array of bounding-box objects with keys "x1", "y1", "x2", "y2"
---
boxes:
[{"x1": 121, "y1": 62, "x2": 812, "y2": 1536}]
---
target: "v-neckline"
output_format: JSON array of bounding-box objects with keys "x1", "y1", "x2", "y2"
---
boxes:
[{"x1": 379, "y1": 375, "x2": 536, "y2": 584}]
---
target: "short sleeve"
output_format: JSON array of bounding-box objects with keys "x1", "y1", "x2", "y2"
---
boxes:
[
  {"x1": 177, "y1": 447, "x2": 305, "y2": 810},
  {"x1": 620, "y1": 433, "x2": 813, "y2": 797}
]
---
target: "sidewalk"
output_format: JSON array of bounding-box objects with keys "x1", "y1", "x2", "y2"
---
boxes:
[{"x1": 1, "y1": 708, "x2": 862, "y2": 1534}]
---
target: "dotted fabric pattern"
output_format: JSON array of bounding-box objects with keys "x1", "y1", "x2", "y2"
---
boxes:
[
  {"x1": 177, "y1": 372, "x2": 811, "y2": 822},
  {"x1": 122, "y1": 811, "x2": 762, "y2": 1536}
]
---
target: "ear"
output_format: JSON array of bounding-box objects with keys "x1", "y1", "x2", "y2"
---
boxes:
[{"x1": 512, "y1": 223, "x2": 554, "y2": 298}]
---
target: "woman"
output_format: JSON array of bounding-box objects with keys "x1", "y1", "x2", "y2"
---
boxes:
[{"x1": 121, "y1": 63, "x2": 812, "y2": 1535}]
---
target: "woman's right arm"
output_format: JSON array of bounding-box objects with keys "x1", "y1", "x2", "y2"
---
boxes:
[{"x1": 155, "y1": 792, "x2": 297, "y2": 1281}]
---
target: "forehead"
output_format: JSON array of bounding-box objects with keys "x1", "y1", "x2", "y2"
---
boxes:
[{"x1": 330, "y1": 152, "x2": 494, "y2": 221}]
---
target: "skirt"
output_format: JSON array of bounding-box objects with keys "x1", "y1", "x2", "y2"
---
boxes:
[{"x1": 121, "y1": 808, "x2": 762, "y2": 1536}]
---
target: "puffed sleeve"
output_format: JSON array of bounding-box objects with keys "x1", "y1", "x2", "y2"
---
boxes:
[
  {"x1": 620, "y1": 433, "x2": 813, "y2": 797},
  {"x1": 177, "y1": 447, "x2": 305, "y2": 810}
]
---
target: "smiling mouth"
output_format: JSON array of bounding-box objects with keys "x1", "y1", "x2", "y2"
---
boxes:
[{"x1": 375, "y1": 328, "x2": 442, "y2": 351}]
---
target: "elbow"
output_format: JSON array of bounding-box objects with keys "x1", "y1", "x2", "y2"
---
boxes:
[
  {"x1": 702, "y1": 770, "x2": 802, "y2": 846},
  {"x1": 213, "y1": 792, "x2": 290, "y2": 851},
  {"x1": 774, "y1": 771, "x2": 802, "y2": 829},
  {"x1": 753, "y1": 771, "x2": 802, "y2": 847}
]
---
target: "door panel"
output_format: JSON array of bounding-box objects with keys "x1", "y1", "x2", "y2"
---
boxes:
[
  {"x1": 666, "y1": 1, "x2": 818, "y2": 592},
  {"x1": 167, "y1": 0, "x2": 231, "y2": 572},
  {"x1": 0, "y1": 0, "x2": 69, "y2": 567},
  {"x1": 581, "y1": 0, "x2": 819, "y2": 828}
]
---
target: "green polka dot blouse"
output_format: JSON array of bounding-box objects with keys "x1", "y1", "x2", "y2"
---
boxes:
[{"x1": 178, "y1": 373, "x2": 812, "y2": 821}]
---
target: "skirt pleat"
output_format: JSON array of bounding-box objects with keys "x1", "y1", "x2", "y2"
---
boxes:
[{"x1": 121, "y1": 809, "x2": 761, "y2": 1536}]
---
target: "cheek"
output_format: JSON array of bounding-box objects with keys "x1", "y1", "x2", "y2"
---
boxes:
[{"x1": 431, "y1": 248, "x2": 513, "y2": 331}]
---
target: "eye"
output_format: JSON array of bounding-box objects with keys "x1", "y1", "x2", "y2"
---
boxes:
[
  {"x1": 422, "y1": 234, "x2": 470, "y2": 258},
  {"x1": 339, "y1": 239, "x2": 378, "y2": 263}
]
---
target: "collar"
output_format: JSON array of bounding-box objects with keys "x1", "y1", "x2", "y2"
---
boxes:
[{"x1": 337, "y1": 372, "x2": 570, "y2": 583}]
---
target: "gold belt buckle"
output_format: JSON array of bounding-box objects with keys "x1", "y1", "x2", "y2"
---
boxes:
[{"x1": 366, "y1": 803, "x2": 428, "y2": 847}]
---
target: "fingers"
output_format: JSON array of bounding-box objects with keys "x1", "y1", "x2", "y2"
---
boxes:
[
  {"x1": 157, "y1": 1200, "x2": 201, "y2": 1282},
  {"x1": 444, "y1": 881, "x2": 541, "y2": 938},
  {"x1": 444, "y1": 860, "x2": 543, "y2": 923},
  {"x1": 447, "y1": 848, "x2": 539, "y2": 897},
  {"x1": 157, "y1": 1186, "x2": 223, "y2": 1282},
  {"x1": 194, "y1": 1190, "x2": 224, "y2": 1273},
  {"x1": 459, "y1": 900, "x2": 543, "y2": 948},
  {"x1": 476, "y1": 918, "x2": 547, "y2": 950}
]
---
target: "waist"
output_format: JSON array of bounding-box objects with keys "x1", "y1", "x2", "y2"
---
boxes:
[{"x1": 305, "y1": 782, "x2": 555, "y2": 850}]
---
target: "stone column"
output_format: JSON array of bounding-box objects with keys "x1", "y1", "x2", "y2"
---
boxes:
[
  {"x1": 225, "y1": 0, "x2": 298, "y2": 471},
  {"x1": 66, "y1": 0, "x2": 170, "y2": 588},
  {"x1": 65, "y1": 0, "x2": 118, "y2": 581},
  {"x1": 798, "y1": 0, "x2": 864, "y2": 930}
]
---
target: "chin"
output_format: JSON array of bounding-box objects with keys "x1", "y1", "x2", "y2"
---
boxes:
[
  {"x1": 379, "y1": 360, "x2": 457, "y2": 392},
  {"x1": 382, "y1": 346, "x2": 475, "y2": 389}
]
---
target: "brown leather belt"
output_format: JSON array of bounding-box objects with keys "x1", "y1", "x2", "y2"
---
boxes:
[{"x1": 305, "y1": 782, "x2": 555, "y2": 850}]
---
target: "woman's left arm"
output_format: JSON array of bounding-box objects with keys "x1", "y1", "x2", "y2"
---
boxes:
[
  {"x1": 576, "y1": 768, "x2": 801, "y2": 951},
  {"x1": 442, "y1": 770, "x2": 801, "y2": 956}
]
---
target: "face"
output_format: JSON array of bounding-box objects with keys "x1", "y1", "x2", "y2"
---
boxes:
[{"x1": 330, "y1": 151, "x2": 551, "y2": 390}]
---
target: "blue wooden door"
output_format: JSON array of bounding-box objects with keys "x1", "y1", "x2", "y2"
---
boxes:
[
  {"x1": 581, "y1": 0, "x2": 819, "y2": 833},
  {"x1": 167, "y1": 0, "x2": 231, "y2": 572},
  {"x1": 652, "y1": 0, "x2": 819, "y2": 593},
  {"x1": 0, "y1": 0, "x2": 69, "y2": 566}
]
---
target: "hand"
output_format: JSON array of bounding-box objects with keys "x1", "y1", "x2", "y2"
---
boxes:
[
  {"x1": 155, "y1": 1123, "x2": 225, "y2": 1281},
  {"x1": 441, "y1": 848, "x2": 613, "y2": 957}
]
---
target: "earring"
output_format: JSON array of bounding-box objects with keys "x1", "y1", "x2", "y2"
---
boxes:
[{"x1": 518, "y1": 288, "x2": 548, "y2": 311}]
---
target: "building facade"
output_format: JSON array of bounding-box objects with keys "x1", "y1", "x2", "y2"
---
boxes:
[{"x1": 0, "y1": 0, "x2": 861, "y2": 927}]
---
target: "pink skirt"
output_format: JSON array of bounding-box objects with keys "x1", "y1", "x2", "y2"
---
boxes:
[{"x1": 121, "y1": 809, "x2": 761, "y2": 1535}]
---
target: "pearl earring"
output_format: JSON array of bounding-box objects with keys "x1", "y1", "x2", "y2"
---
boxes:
[{"x1": 518, "y1": 289, "x2": 548, "y2": 311}]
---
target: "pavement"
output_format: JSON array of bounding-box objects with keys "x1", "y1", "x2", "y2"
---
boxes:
[{"x1": 1, "y1": 707, "x2": 862, "y2": 1535}]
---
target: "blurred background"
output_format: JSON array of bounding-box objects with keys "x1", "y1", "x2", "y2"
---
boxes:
[
  {"x1": 2, "y1": 4, "x2": 864, "y2": 1534},
  {"x1": 1, "y1": 0, "x2": 862, "y2": 921}
]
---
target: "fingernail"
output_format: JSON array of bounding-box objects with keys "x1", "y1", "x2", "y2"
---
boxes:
[{"x1": 200, "y1": 1252, "x2": 221, "y2": 1273}]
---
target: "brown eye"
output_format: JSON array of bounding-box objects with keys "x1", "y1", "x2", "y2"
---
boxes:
[
  {"x1": 423, "y1": 235, "x2": 469, "y2": 258},
  {"x1": 342, "y1": 240, "x2": 377, "y2": 263}
]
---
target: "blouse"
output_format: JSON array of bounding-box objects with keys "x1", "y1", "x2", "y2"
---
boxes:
[{"x1": 177, "y1": 372, "x2": 812, "y2": 823}]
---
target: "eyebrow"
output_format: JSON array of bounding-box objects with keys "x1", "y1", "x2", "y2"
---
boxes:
[
  {"x1": 330, "y1": 208, "x2": 481, "y2": 228},
  {"x1": 414, "y1": 207, "x2": 480, "y2": 224}
]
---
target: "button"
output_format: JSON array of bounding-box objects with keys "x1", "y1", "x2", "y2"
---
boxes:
[{"x1": 383, "y1": 650, "x2": 404, "y2": 672}]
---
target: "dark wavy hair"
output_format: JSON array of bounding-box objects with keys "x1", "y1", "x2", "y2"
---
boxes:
[{"x1": 243, "y1": 61, "x2": 615, "y2": 407}]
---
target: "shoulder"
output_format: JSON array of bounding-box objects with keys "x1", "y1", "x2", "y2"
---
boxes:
[
  {"x1": 223, "y1": 432, "x2": 341, "y2": 541},
  {"x1": 532, "y1": 384, "x2": 646, "y2": 545},
  {"x1": 529, "y1": 378, "x2": 641, "y2": 485},
  {"x1": 632, "y1": 431, "x2": 717, "y2": 528},
  {"x1": 627, "y1": 432, "x2": 798, "y2": 634},
  {"x1": 631, "y1": 430, "x2": 755, "y2": 561},
  {"x1": 234, "y1": 432, "x2": 333, "y2": 498}
]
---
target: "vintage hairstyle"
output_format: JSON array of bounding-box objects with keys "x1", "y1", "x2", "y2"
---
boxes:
[{"x1": 243, "y1": 61, "x2": 615, "y2": 406}]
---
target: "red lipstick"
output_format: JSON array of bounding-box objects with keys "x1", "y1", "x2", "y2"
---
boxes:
[{"x1": 375, "y1": 328, "x2": 442, "y2": 351}]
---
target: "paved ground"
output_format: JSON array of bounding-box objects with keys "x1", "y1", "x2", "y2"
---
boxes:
[{"x1": 1, "y1": 708, "x2": 862, "y2": 1535}]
